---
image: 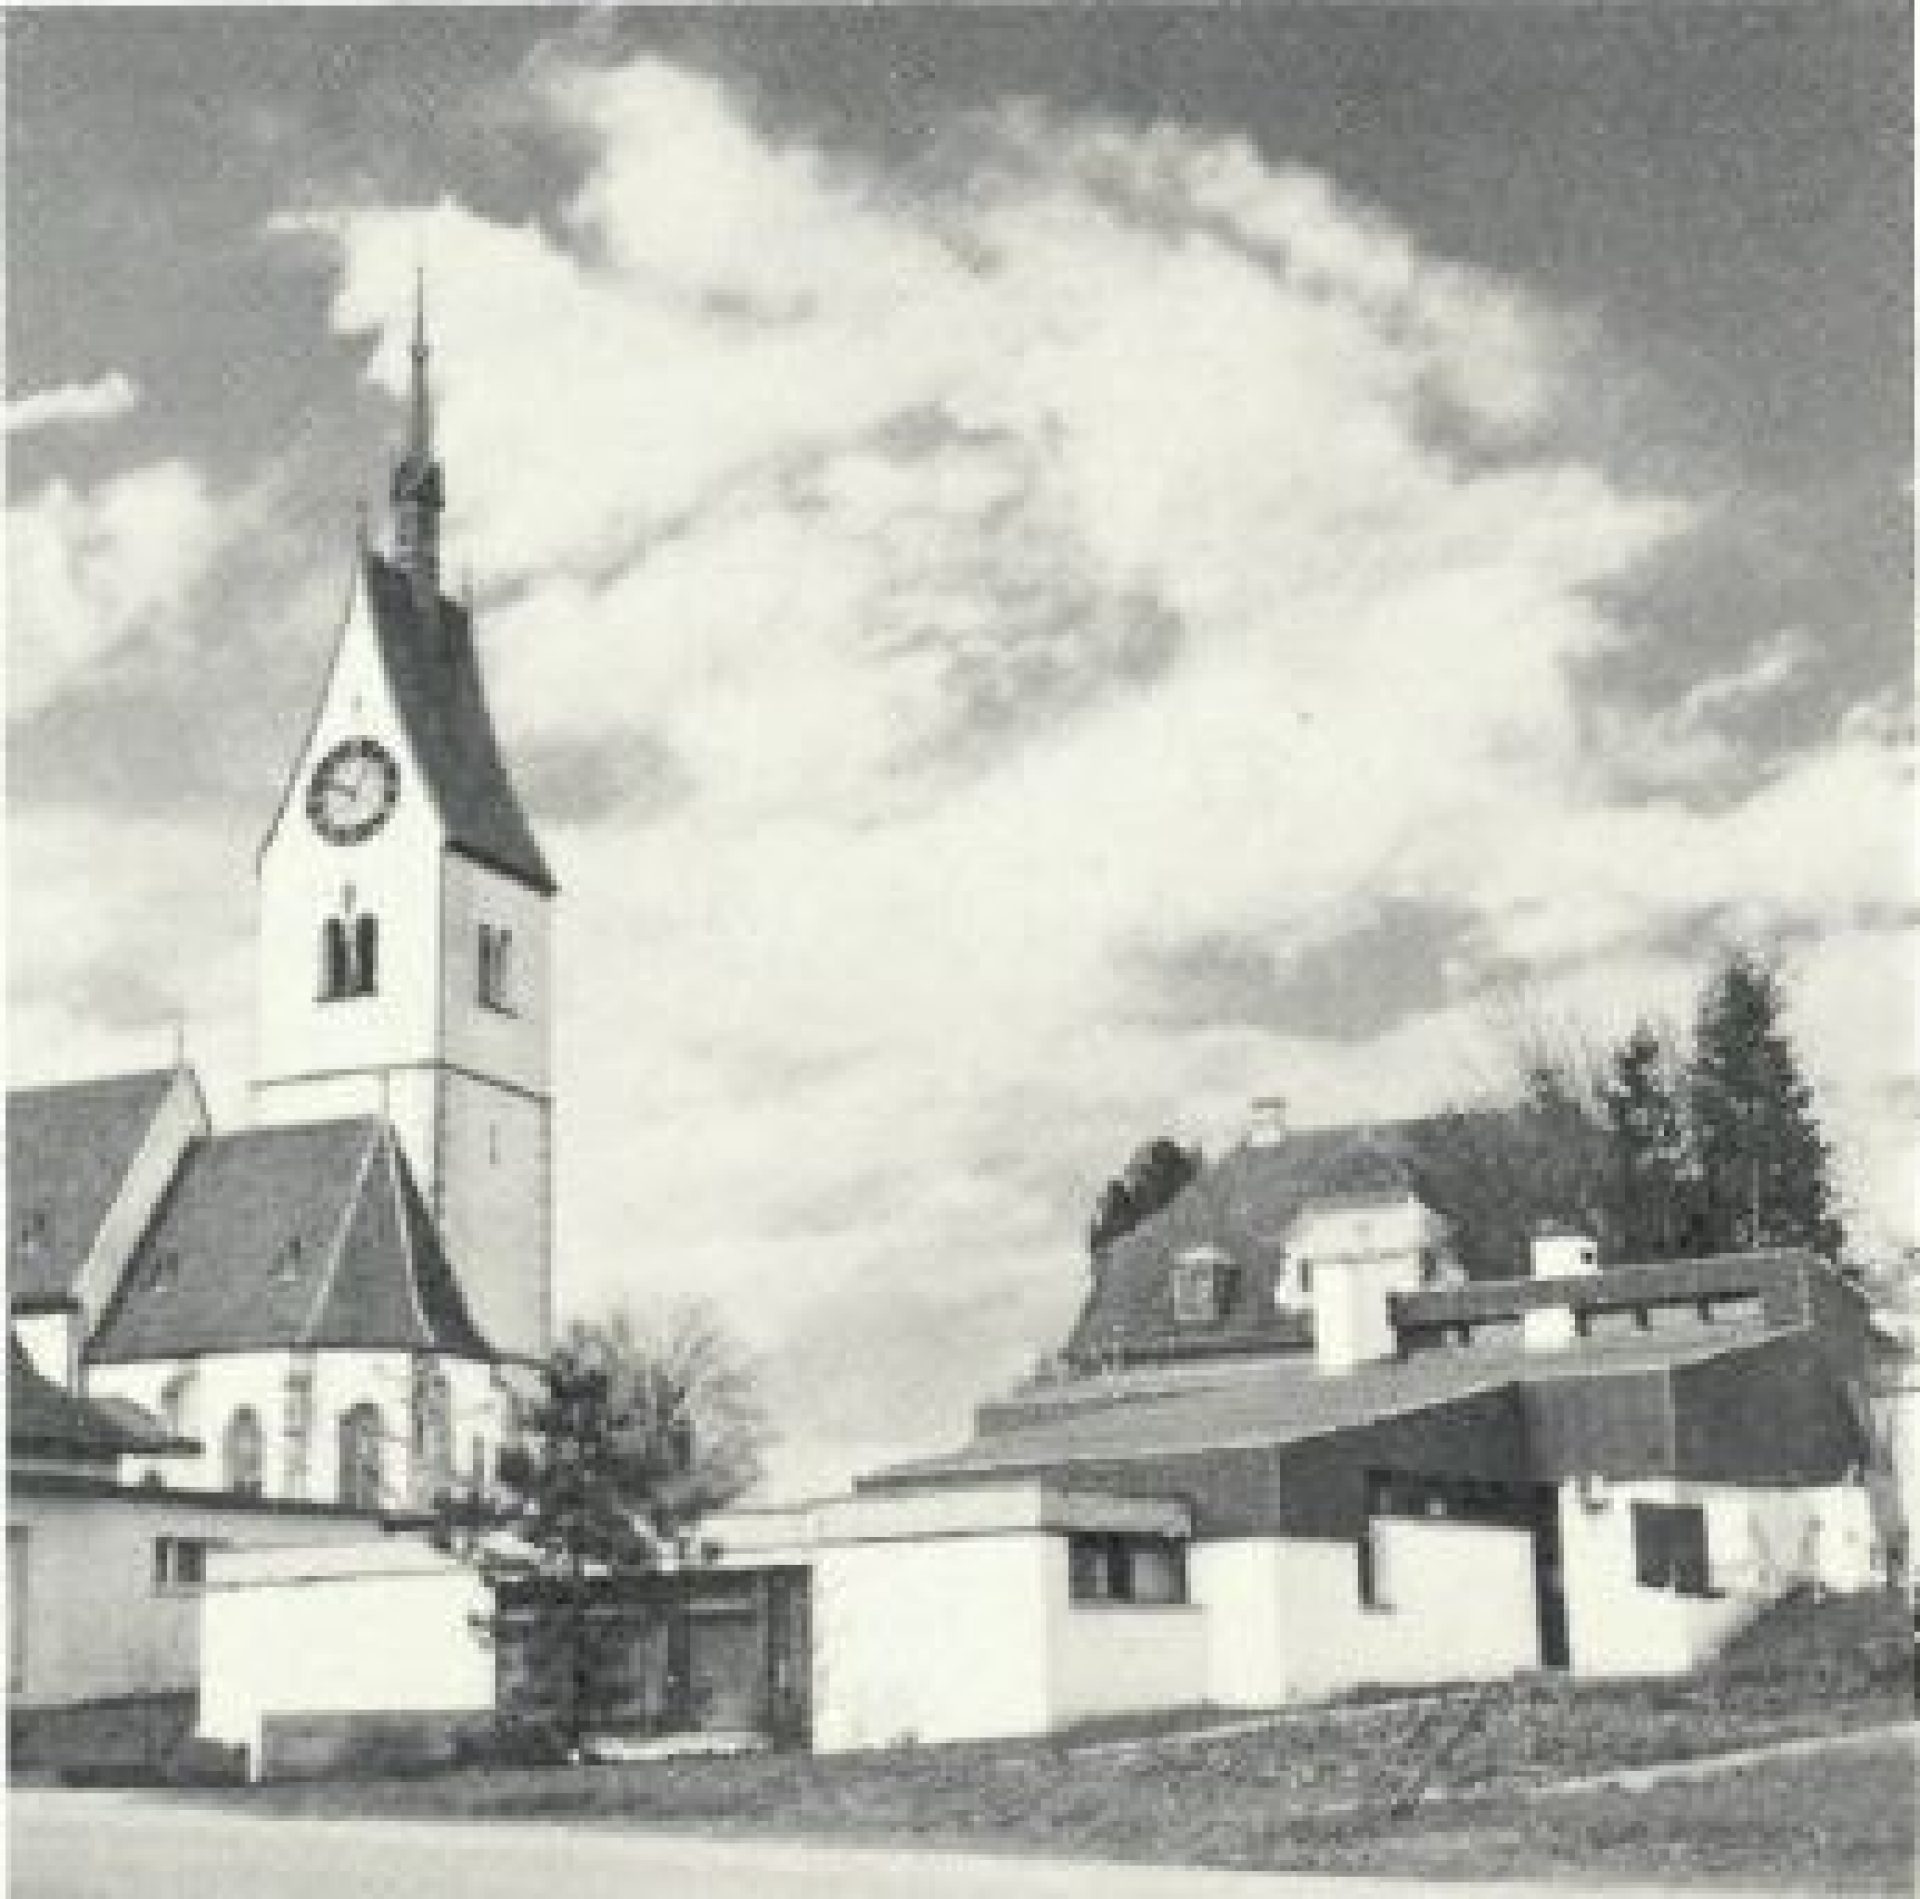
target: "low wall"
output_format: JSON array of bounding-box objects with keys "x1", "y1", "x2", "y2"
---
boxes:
[
  {"x1": 259, "y1": 1708, "x2": 494, "y2": 1782},
  {"x1": 198, "y1": 1540, "x2": 493, "y2": 1775},
  {"x1": 1194, "y1": 1523, "x2": 1539, "y2": 1706}
]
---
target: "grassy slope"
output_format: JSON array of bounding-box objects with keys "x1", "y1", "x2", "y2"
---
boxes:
[{"x1": 224, "y1": 1587, "x2": 1917, "y2": 1890}]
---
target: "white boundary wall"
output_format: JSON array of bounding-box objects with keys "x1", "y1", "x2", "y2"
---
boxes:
[{"x1": 198, "y1": 1539, "x2": 491, "y2": 1772}]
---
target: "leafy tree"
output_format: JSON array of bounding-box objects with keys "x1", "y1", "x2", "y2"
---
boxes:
[
  {"x1": 1686, "y1": 949, "x2": 1843, "y2": 1258},
  {"x1": 1412, "y1": 1008, "x2": 1618, "y2": 1277},
  {"x1": 1601, "y1": 1019, "x2": 1690, "y2": 1260},
  {"x1": 1089, "y1": 1136, "x2": 1202, "y2": 1260},
  {"x1": 437, "y1": 1303, "x2": 770, "y2": 1754}
]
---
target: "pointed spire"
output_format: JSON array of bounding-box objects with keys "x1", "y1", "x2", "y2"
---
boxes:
[
  {"x1": 407, "y1": 264, "x2": 432, "y2": 465},
  {"x1": 391, "y1": 259, "x2": 444, "y2": 601}
]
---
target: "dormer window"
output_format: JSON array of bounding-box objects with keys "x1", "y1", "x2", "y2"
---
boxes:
[
  {"x1": 16, "y1": 1206, "x2": 50, "y2": 1253},
  {"x1": 478, "y1": 924, "x2": 515, "y2": 1012},
  {"x1": 1171, "y1": 1248, "x2": 1238, "y2": 1324},
  {"x1": 148, "y1": 1249, "x2": 180, "y2": 1294}
]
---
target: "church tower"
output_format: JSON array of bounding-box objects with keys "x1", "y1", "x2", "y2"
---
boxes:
[{"x1": 253, "y1": 282, "x2": 555, "y2": 1361}]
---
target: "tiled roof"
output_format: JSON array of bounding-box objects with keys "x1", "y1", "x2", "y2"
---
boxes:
[
  {"x1": 7, "y1": 1068, "x2": 180, "y2": 1308},
  {"x1": 8, "y1": 1333, "x2": 184, "y2": 1460},
  {"x1": 1067, "y1": 1119, "x2": 1439, "y2": 1366},
  {"x1": 87, "y1": 1118, "x2": 492, "y2": 1362},
  {"x1": 869, "y1": 1327, "x2": 1774, "y2": 1488},
  {"x1": 361, "y1": 553, "x2": 554, "y2": 895}
]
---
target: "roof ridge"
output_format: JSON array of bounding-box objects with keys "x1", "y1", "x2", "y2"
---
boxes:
[{"x1": 298, "y1": 1120, "x2": 386, "y2": 1348}]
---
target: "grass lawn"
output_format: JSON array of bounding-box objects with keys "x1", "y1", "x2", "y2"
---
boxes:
[{"x1": 215, "y1": 1588, "x2": 1917, "y2": 1891}]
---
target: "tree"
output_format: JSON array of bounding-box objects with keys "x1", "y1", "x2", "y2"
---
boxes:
[
  {"x1": 1089, "y1": 1136, "x2": 1202, "y2": 1260},
  {"x1": 1686, "y1": 949, "x2": 1843, "y2": 1258},
  {"x1": 438, "y1": 1302, "x2": 771, "y2": 1754},
  {"x1": 1412, "y1": 1006, "x2": 1619, "y2": 1276},
  {"x1": 1601, "y1": 1019, "x2": 1690, "y2": 1260}
]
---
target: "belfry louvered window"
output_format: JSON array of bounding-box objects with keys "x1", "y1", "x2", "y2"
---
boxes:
[
  {"x1": 478, "y1": 924, "x2": 515, "y2": 1012},
  {"x1": 320, "y1": 913, "x2": 379, "y2": 999}
]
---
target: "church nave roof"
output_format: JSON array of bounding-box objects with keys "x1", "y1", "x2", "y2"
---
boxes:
[{"x1": 87, "y1": 1117, "x2": 492, "y2": 1363}]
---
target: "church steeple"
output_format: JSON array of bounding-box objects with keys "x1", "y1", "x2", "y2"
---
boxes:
[{"x1": 390, "y1": 269, "x2": 443, "y2": 598}]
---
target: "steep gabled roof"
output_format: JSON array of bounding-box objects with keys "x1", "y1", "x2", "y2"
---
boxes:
[
  {"x1": 7, "y1": 1068, "x2": 181, "y2": 1309},
  {"x1": 87, "y1": 1118, "x2": 492, "y2": 1363},
  {"x1": 1067, "y1": 1119, "x2": 1438, "y2": 1366},
  {"x1": 361, "y1": 552, "x2": 555, "y2": 895},
  {"x1": 8, "y1": 1332, "x2": 185, "y2": 1461}
]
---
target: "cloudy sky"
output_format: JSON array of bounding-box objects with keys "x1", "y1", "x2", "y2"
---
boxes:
[{"x1": 8, "y1": 7, "x2": 1911, "y2": 1490}]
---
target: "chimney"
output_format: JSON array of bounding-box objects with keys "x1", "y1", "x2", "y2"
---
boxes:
[
  {"x1": 1531, "y1": 1227, "x2": 1600, "y2": 1280},
  {"x1": 1523, "y1": 1225, "x2": 1597, "y2": 1353},
  {"x1": 1247, "y1": 1095, "x2": 1289, "y2": 1148}
]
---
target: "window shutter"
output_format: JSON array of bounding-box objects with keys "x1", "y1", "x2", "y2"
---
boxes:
[{"x1": 1631, "y1": 1500, "x2": 1672, "y2": 1587}]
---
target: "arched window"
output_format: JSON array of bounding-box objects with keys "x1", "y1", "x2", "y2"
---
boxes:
[
  {"x1": 160, "y1": 1370, "x2": 195, "y2": 1438},
  {"x1": 353, "y1": 915, "x2": 379, "y2": 995},
  {"x1": 337, "y1": 1404, "x2": 385, "y2": 1512},
  {"x1": 222, "y1": 1406, "x2": 264, "y2": 1496},
  {"x1": 410, "y1": 1363, "x2": 453, "y2": 1503},
  {"x1": 320, "y1": 918, "x2": 351, "y2": 999}
]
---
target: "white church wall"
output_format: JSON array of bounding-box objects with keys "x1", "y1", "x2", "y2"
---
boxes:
[
  {"x1": 14, "y1": 1311, "x2": 82, "y2": 1392},
  {"x1": 254, "y1": 578, "x2": 449, "y2": 1118},
  {"x1": 6, "y1": 1485, "x2": 373, "y2": 1709},
  {"x1": 197, "y1": 1539, "x2": 492, "y2": 1775},
  {"x1": 91, "y1": 1349, "x2": 507, "y2": 1510},
  {"x1": 439, "y1": 853, "x2": 550, "y2": 1093},
  {"x1": 434, "y1": 1075, "x2": 552, "y2": 1364}
]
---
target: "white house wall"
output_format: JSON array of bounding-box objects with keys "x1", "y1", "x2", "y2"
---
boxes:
[
  {"x1": 197, "y1": 1541, "x2": 491, "y2": 1773},
  {"x1": 6, "y1": 1489, "x2": 373, "y2": 1708},
  {"x1": 1045, "y1": 1542, "x2": 1208, "y2": 1727},
  {"x1": 1194, "y1": 1524, "x2": 1537, "y2": 1707},
  {"x1": 812, "y1": 1533, "x2": 1054, "y2": 1751},
  {"x1": 1556, "y1": 1475, "x2": 1875, "y2": 1678}
]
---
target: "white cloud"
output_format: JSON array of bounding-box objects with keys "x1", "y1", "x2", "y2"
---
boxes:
[
  {"x1": 8, "y1": 459, "x2": 221, "y2": 721},
  {"x1": 5, "y1": 371, "x2": 140, "y2": 436},
  {"x1": 255, "y1": 55, "x2": 1916, "y2": 1480}
]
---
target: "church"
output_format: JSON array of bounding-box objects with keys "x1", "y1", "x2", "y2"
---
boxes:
[{"x1": 9, "y1": 289, "x2": 547, "y2": 1530}]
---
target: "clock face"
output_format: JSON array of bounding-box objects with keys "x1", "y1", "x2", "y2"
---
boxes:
[{"x1": 307, "y1": 737, "x2": 400, "y2": 845}]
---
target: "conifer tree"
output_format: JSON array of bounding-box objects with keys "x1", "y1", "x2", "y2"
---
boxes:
[
  {"x1": 1685, "y1": 950, "x2": 1843, "y2": 1258},
  {"x1": 1601, "y1": 1019, "x2": 1689, "y2": 1259}
]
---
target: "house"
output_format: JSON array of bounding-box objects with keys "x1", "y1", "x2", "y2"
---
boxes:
[
  {"x1": 6, "y1": 1334, "x2": 378, "y2": 1766},
  {"x1": 8, "y1": 287, "x2": 554, "y2": 1736},
  {"x1": 793, "y1": 1111, "x2": 1884, "y2": 1746}
]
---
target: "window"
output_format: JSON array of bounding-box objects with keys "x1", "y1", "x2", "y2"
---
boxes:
[
  {"x1": 478, "y1": 924, "x2": 516, "y2": 1012},
  {"x1": 148, "y1": 1249, "x2": 180, "y2": 1294},
  {"x1": 1067, "y1": 1533, "x2": 1189, "y2": 1606},
  {"x1": 354, "y1": 915, "x2": 379, "y2": 995},
  {"x1": 153, "y1": 1535, "x2": 219, "y2": 1592},
  {"x1": 16, "y1": 1206, "x2": 49, "y2": 1252},
  {"x1": 9, "y1": 1527, "x2": 28, "y2": 1693},
  {"x1": 1297, "y1": 1258, "x2": 1313, "y2": 1297},
  {"x1": 411, "y1": 1362, "x2": 453, "y2": 1502},
  {"x1": 320, "y1": 917, "x2": 350, "y2": 998},
  {"x1": 283, "y1": 1367, "x2": 314, "y2": 1496},
  {"x1": 320, "y1": 912, "x2": 379, "y2": 998},
  {"x1": 338, "y1": 1403, "x2": 385, "y2": 1512},
  {"x1": 1171, "y1": 1252, "x2": 1237, "y2": 1324},
  {"x1": 159, "y1": 1370, "x2": 195, "y2": 1437},
  {"x1": 222, "y1": 1406, "x2": 264, "y2": 1496},
  {"x1": 1632, "y1": 1501, "x2": 1711, "y2": 1596}
]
